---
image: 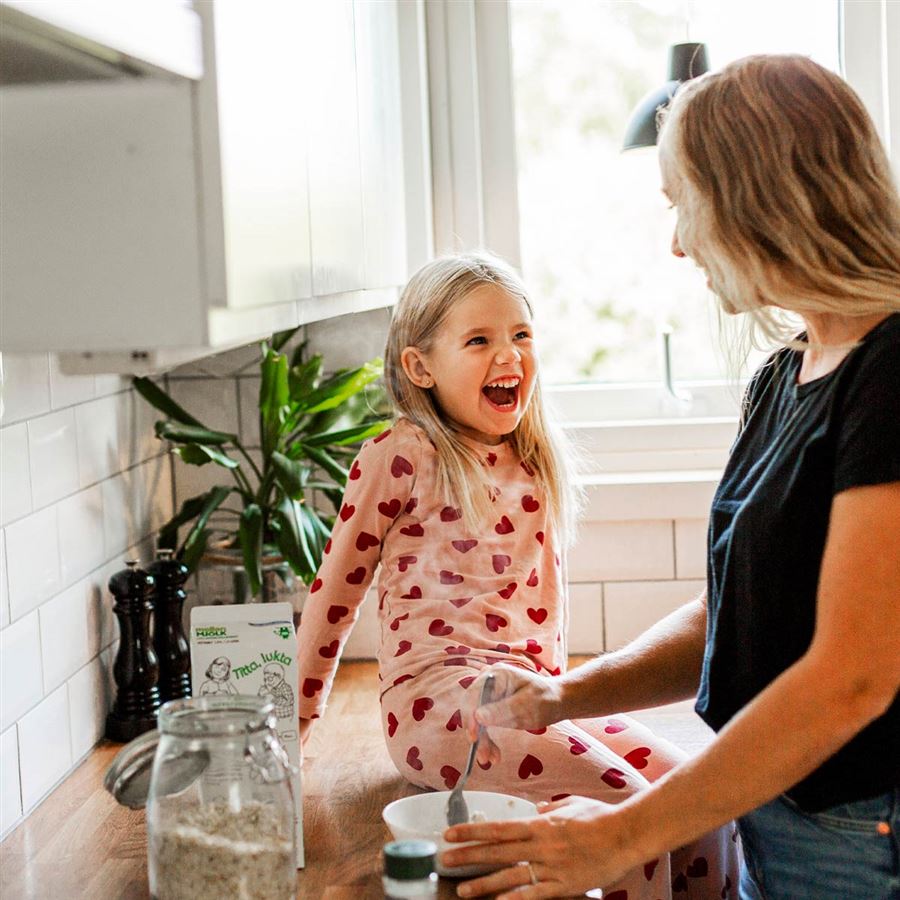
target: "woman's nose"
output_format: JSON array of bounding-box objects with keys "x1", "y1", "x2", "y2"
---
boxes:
[{"x1": 671, "y1": 229, "x2": 686, "y2": 258}]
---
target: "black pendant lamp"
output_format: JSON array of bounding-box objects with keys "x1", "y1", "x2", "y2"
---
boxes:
[{"x1": 622, "y1": 42, "x2": 710, "y2": 150}]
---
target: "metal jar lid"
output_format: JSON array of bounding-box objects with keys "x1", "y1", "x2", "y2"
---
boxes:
[{"x1": 383, "y1": 840, "x2": 437, "y2": 880}]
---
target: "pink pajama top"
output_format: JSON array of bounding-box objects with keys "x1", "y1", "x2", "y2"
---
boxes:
[{"x1": 295, "y1": 417, "x2": 568, "y2": 719}]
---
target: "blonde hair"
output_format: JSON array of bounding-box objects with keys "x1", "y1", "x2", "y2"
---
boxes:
[
  {"x1": 658, "y1": 55, "x2": 900, "y2": 350},
  {"x1": 385, "y1": 253, "x2": 579, "y2": 540}
]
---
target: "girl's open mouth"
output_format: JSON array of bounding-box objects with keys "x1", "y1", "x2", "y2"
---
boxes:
[{"x1": 482, "y1": 377, "x2": 520, "y2": 411}]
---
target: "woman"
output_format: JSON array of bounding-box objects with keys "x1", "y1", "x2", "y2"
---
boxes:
[{"x1": 442, "y1": 55, "x2": 900, "y2": 900}]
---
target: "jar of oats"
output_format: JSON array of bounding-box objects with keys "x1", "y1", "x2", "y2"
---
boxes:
[{"x1": 146, "y1": 696, "x2": 296, "y2": 900}]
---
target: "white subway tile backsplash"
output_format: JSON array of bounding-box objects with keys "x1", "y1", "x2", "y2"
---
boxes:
[
  {"x1": 0, "y1": 354, "x2": 51, "y2": 424},
  {"x1": 49, "y1": 356, "x2": 96, "y2": 409},
  {"x1": 57, "y1": 485, "x2": 105, "y2": 585},
  {"x1": 569, "y1": 520, "x2": 674, "y2": 582},
  {"x1": 0, "y1": 423, "x2": 32, "y2": 526},
  {"x1": 237, "y1": 377, "x2": 261, "y2": 447},
  {"x1": 675, "y1": 519, "x2": 707, "y2": 580},
  {"x1": 0, "y1": 530, "x2": 9, "y2": 629},
  {"x1": 5, "y1": 505, "x2": 61, "y2": 621},
  {"x1": 75, "y1": 393, "x2": 130, "y2": 488},
  {"x1": 27, "y1": 409, "x2": 80, "y2": 509},
  {"x1": 604, "y1": 579, "x2": 705, "y2": 651},
  {"x1": 168, "y1": 378, "x2": 241, "y2": 437},
  {"x1": 0, "y1": 612, "x2": 43, "y2": 732},
  {"x1": 101, "y1": 473, "x2": 131, "y2": 559},
  {"x1": 0, "y1": 726, "x2": 22, "y2": 836},
  {"x1": 67, "y1": 658, "x2": 107, "y2": 761},
  {"x1": 567, "y1": 583, "x2": 605, "y2": 654},
  {"x1": 17, "y1": 685, "x2": 72, "y2": 812},
  {"x1": 93, "y1": 374, "x2": 127, "y2": 398},
  {"x1": 39, "y1": 580, "x2": 101, "y2": 693}
]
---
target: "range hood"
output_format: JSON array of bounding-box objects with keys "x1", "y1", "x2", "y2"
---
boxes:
[{"x1": 0, "y1": 0, "x2": 203, "y2": 84}]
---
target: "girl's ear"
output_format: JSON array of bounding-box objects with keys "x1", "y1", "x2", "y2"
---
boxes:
[{"x1": 400, "y1": 346, "x2": 434, "y2": 388}]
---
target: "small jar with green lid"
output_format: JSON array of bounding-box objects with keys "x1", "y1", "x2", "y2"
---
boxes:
[{"x1": 383, "y1": 839, "x2": 438, "y2": 898}]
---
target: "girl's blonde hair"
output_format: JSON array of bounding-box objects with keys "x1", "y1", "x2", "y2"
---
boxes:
[
  {"x1": 658, "y1": 55, "x2": 900, "y2": 350},
  {"x1": 385, "y1": 253, "x2": 579, "y2": 540}
]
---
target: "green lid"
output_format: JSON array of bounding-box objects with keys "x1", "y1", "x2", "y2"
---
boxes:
[{"x1": 383, "y1": 839, "x2": 437, "y2": 880}]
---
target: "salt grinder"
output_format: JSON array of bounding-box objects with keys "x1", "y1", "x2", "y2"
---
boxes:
[
  {"x1": 147, "y1": 549, "x2": 192, "y2": 703},
  {"x1": 105, "y1": 560, "x2": 161, "y2": 742}
]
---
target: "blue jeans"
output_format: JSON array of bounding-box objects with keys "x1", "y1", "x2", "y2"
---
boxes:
[{"x1": 737, "y1": 789, "x2": 899, "y2": 899}]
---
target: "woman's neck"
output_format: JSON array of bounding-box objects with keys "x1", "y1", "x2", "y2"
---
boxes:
[{"x1": 797, "y1": 311, "x2": 890, "y2": 384}]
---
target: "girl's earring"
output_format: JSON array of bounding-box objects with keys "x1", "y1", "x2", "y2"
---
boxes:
[{"x1": 422, "y1": 378, "x2": 433, "y2": 388}]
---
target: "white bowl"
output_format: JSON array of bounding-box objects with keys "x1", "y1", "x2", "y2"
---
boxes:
[{"x1": 382, "y1": 790, "x2": 538, "y2": 877}]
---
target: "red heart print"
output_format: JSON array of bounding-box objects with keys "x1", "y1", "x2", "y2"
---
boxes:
[
  {"x1": 449, "y1": 597, "x2": 472, "y2": 609},
  {"x1": 405, "y1": 497, "x2": 418, "y2": 514},
  {"x1": 547, "y1": 666, "x2": 561, "y2": 676},
  {"x1": 526, "y1": 569, "x2": 539, "y2": 587},
  {"x1": 458, "y1": 676, "x2": 476, "y2": 689},
  {"x1": 346, "y1": 567, "x2": 366, "y2": 584},
  {"x1": 401, "y1": 586, "x2": 422, "y2": 600},
  {"x1": 495, "y1": 516, "x2": 514, "y2": 535},
  {"x1": 390, "y1": 455, "x2": 414, "y2": 478},
  {"x1": 318, "y1": 640, "x2": 339, "y2": 659},
  {"x1": 527, "y1": 607, "x2": 548, "y2": 624},
  {"x1": 521, "y1": 494, "x2": 540, "y2": 512},
  {"x1": 494, "y1": 643, "x2": 511, "y2": 653},
  {"x1": 339, "y1": 503, "x2": 355, "y2": 522},
  {"x1": 517, "y1": 753, "x2": 544, "y2": 779},
  {"x1": 310, "y1": 578, "x2": 323, "y2": 593},
  {"x1": 440, "y1": 765, "x2": 461, "y2": 789},
  {"x1": 601, "y1": 767, "x2": 627, "y2": 789},
  {"x1": 428, "y1": 619, "x2": 453, "y2": 637},
  {"x1": 378, "y1": 498, "x2": 401, "y2": 518},
  {"x1": 535, "y1": 531, "x2": 544, "y2": 544},
  {"x1": 492, "y1": 554, "x2": 511, "y2": 574},
  {"x1": 443, "y1": 657, "x2": 467, "y2": 667},
  {"x1": 355, "y1": 531, "x2": 379, "y2": 551},
  {"x1": 687, "y1": 857, "x2": 709, "y2": 878},
  {"x1": 644, "y1": 859, "x2": 659, "y2": 881},
  {"x1": 445, "y1": 709, "x2": 462, "y2": 732},
  {"x1": 526, "y1": 727, "x2": 547, "y2": 735},
  {"x1": 406, "y1": 746, "x2": 423, "y2": 771},
  {"x1": 477, "y1": 759, "x2": 492, "y2": 771},
  {"x1": 390, "y1": 613, "x2": 409, "y2": 631},
  {"x1": 323, "y1": 539, "x2": 332, "y2": 555},
  {"x1": 550, "y1": 793, "x2": 571, "y2": 802},
  {"x1": 387, "y1": 712, "x2": 398, "y2": 737},
  {"x1": 498, "y1": 582, "x2": 517, "y2": 600},
  {"x1": 721, "y1": 875, "x2": 732, "y2": 898},
  {"x1": 524, "y1": 638, "x2": 542, "y2": 655},
  {"x1": 373, "y1": 428, "x2": 392, "y2": 444},
  {"x1": 520, "y1": 461, "x2": 535, "y2": 476},
  {"x1": 440, "y1": 570, "x2": 463, "y2": 585},
  {"x1": 397, "y1": 555, "x2": 417, "y2": 572},
  {"x1": 395, "y1": 640, "x2": 412, "y2": 656},
  {"x1": 485, "y1": 613, "x2": 508, "y2": 632},
  {"x1": 604, "y1": 718, "x2": 628, "y2": 734},
  {"x1": 440, "y1": 506, "x2": 462, "y2": 522},
  {"x1": 348, "y1": 460, "x2": 361, "y2": 480},
  {"x1": 452, "y1": 539, "x2": 478, "y2": 553},
  {"x1": 624, "y1": 746, "x2": 652, "y2": 770},
  {"x1": 673, "y1": 873, "x2": 688, "y2": 892},
  {"x1": 412, "y1": 697, "x2": 434, "y2": 721},
  {"x1": 605, "y1": 893, "x2": 628, "y2": 900},
  {"x1": 568, "y1": 736, "x2": 589, "y2": 755},
  {"x1": 485, "y1": 451, "x2": 497, "y2": 466},
  {"x1": 400, "y1": 524, "x2": 424, "y2": 537},
  {"x1": 379, "y1": 590, "x2": 386, "y2": 611},
  {"x1": 326, "y1": 604, "x2": 348, "y2": 624},
  {"x1": 302, "y1": 678, "x2": 323, "y2": 698},
  {"x1": 444, "y1": 645, "x2": 470, "y2": 655},
  {"x1": 394, "y1": 674, "x2": 413, "y2": 687}
]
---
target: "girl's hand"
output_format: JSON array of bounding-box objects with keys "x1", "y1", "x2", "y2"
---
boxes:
[
  {"x1": 298, "y1": 718, "x2": 316, "y2": 748},
  {"x1": 461, "y1": 666, "x2": 564, "y2": 766},
  {"x1": 442, "y1": 796, "x2": 643, "y2": 899}
]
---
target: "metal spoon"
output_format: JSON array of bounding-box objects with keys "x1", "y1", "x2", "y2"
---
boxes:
[{"x1": 446, "y1": 673, "x2": 495, "y2": 826}]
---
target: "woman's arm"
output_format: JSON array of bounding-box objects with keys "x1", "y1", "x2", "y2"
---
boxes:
[{"x1": 446, "y1": 482, "x2": 900, "y2": 898}]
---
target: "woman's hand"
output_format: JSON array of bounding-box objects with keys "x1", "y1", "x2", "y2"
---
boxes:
[
  {"x1": 442, "y1": 796, "x2": 644, "y2": 899},
  {"x1": 462, "y1": 666, "x2": 564, "y2": 765}
]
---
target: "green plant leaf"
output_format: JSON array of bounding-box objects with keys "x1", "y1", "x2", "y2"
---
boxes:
[
  {"x1": 274, "y1": 498, "x2": 316, "y2": 577},
  {"x1": 321, "y1": 487, "x2": 344, "y2": 513},
  {"x1": 271, "y1": 326, "x2": 302, "y2": 352},
  {"x1": 259, "y1": 349, "x2": 290, "y2": 455},
  {"x1": 159, "y1": 487, "x2": 233, "y2": 550},
  {"x1": 175, "y1": 444, "x2": 239, "y2": 469},
  {"x1": 181, "y1": 528, "x2": 212, "y2": 572},
  {"x1": 271, "y1": 451, "x2": 309, "y2": 500},
  {"x1": 177, "y1": 486, "x2": 233, "y2": 572},
  {"x1": 156, "y1": 421, "x2": 237, "y2": 446},
  {"x1": 239, "y1": 505, "x2": 263, "y2": 597},
  {"x1": 290, "y1": 340, "x2": 312, "y2": 369},
  {"x1": 299, "y1": 503, "x2": 328, "y2": 560},
  {"x1": 132, "y1": 377, "x2": 204, "y2": 427},
  {"x1": 297, "y1": 359, "x2": 383, "y2": 414},
  {"x1": 288, "y1": 354, "x2": 323, "y2": 404},
  {"x1": 300, "y1": 443, "x2": 349, "y2": 485},
  {"x1": 303, "y1": 419, "x2": 391, "y2": 447}
]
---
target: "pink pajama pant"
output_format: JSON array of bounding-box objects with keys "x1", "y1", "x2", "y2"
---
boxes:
[{"x1": 380, "y1": 662, "x2": 740, "y2": 900}]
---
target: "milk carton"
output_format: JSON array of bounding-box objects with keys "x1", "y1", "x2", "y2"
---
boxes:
[{"x1": 189, "y1": 602, "x2": 304, "y2": 868}]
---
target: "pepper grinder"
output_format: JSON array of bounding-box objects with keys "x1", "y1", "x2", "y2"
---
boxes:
[
  {"x1": 147, "y1": 549, "x2": 192, "y2": 703},
  {"x1": 105, "y1": 560, "x2": 160, "y2": 742}
]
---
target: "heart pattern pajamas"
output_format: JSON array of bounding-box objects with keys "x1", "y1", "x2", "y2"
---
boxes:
[{"x1": 296, "y1": 418, "x2": 739, "y2": 898}]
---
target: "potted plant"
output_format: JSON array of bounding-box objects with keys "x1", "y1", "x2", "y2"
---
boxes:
[{"x1": 133, "y1": 329, "x2": 390, "y2": 605}]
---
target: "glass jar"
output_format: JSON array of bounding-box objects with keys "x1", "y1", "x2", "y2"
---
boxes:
[{"x1": 147, "y1": 696, "x2": 296, "y2": 900}]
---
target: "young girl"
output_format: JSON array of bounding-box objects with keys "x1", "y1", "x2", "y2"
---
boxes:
[{"x1": 296, "y1": 253, "x2": 739, "y2": 898}]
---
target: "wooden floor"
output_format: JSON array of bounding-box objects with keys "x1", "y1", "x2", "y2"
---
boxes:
[{"x1": 0, "y1": 659, "x2": 714, "y2": 899}]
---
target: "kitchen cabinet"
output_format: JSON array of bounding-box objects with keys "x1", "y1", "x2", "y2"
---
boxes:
[{"x1": 0, "y1": 1, "x2": 413, "y2": 372}]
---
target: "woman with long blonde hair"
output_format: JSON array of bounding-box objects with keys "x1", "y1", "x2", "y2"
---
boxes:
[{"x1": 444, "y1": 55, "x2": 900, "y2": 900}]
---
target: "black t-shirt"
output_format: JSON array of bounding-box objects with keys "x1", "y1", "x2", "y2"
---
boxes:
[{"x1": 697, "y1": 313, "x2": 900, "y2": 813}]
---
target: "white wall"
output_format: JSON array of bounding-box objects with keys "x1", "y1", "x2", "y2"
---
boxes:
[{"x1": 0, "y1": 353, "x2": 172, "y2": 839}]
